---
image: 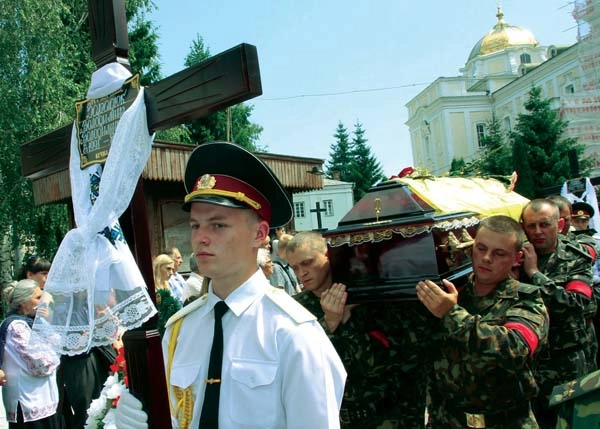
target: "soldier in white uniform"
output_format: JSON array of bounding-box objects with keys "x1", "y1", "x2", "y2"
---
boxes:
[{"x1": 116, "y1": 142, "x2": 346, "y2": 429}]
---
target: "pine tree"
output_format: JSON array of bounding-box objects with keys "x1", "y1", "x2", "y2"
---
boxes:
[
  {"x1": 479, "y1": 115, "x2": 512, "y2": 177},
  {"x1": 349, "y1": 121, "x2": 385, "y2": 201},
  {"x1": 511, "y1": 86, "x2": 589, "y2": 198},
  {"x1": 326, "y1": 122, "x2": 353, "y2": 182}
]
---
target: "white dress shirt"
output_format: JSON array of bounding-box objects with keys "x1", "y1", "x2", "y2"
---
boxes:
[{"x1": 163, "y1": 269, "x2": 346, "y2": 429}]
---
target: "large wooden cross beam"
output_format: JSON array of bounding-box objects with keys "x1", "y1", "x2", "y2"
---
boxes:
[{"x1": 20, "y1": 1, "x2": 262, "y2": 427}]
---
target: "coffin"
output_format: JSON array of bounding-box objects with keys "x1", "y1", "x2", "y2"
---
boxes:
[{"x1": 323, "y1": 177, "x2": 529, "y2": 303}]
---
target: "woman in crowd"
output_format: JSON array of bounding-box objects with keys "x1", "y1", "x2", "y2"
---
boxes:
[
  {"x1": 18, "y1": 256, "x2": 51, "y2": 290},
  {"x1": 152, "y1": 254, "x2": 182, "y2": 336},
  {"x1": 257, "y1": 247, "x2": 274, "y2": 279},
  {"x1": 0, "y1": 279, "x2": 61, "y2": 428}
]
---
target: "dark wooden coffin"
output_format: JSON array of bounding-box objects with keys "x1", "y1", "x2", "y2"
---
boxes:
[{"x1": 323, "y1": 180, "x2": 480, "y2": 303}]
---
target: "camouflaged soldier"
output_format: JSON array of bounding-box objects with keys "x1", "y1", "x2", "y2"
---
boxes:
[
  {"x1": 417, "y1": 215, "x2": 549, "y2": 429},
  {"x1": 520, "y1": 199, "x2": 595, "y2": 429},
  {"x1": 546, "y1": 195, "x2": 599, "y2": 372},
  {"x1": 287, "y1": 231, "x2": 423, "y2": 429}
]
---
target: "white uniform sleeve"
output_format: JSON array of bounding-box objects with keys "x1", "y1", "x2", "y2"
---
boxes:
[{"x1": 279, "y1": 321, "x2": 346, "y2": 429}]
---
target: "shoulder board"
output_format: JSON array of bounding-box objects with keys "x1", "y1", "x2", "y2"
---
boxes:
[
  {"x1": 165, "y1": 294, "x2": 208, "y2": 328},
  {"x1": 549, "y1": 368, "x2": 600, "y2": 406},
  {"x1": 265, "y1": 287, "x2": 317, "y2": 324},
  {"x1": 517, "y1": 282, "x2": 542, "y2": 295},
  {"x1": 563, "y1": 238, "x2": 593, "y2": 259}
]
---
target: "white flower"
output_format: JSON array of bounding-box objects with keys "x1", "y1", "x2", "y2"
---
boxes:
[
  {"x1": 103, "y1": 372, "x2": 120, "y2": 388},
  {"x1": 105, "y1": 380, "x2": 125, "y2": 400},
  {"x1": 88, "y1": 394, "x2": 108, "y2": 417},
  {"x1": 84, "y1": 372, "x2": 127, "y2": 429}
]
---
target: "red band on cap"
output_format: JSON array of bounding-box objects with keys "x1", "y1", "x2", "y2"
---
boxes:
[
  {"x1": 185, "y1": 174, "x2": 272, "y2": 222},
  {"x1": 504, "y1": 322, "x2": 539, "y2": 357}
]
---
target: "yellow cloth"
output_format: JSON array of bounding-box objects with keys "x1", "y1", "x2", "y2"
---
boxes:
[{"x1": 396, "y1": 177, "x2": 529, "y2": 221}]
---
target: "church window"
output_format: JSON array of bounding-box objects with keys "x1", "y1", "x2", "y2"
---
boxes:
[
  {"x1": 323, "y1": 200, "x2": 334, "y2": 216},
  {"x1": 294, "y1": 201, "x2": 305, "y2": 218},
  {"x1": 476, "y1": 123, "x2": 487, "y2": 147},
  {"x1": 564, "y1": 84, "x2": 575, "y2": 94},
  {"x1": 520, "y1": 53, "x2": 531, "y2": 64},
  {"x1": 503, "y1": 116, "x2": 512, "y2": 132}
]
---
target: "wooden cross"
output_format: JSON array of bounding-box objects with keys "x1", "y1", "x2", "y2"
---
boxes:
[
  {"x1": 310, "y1": 201, "x2": 328, "y2": 230},
  {"x1": 20, "y1": 1, "x2": 262, "y2": 427}
]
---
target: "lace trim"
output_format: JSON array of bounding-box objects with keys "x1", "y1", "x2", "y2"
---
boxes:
[{"x1": 32, "y1": 63, "x2": 157, "y2": 355}]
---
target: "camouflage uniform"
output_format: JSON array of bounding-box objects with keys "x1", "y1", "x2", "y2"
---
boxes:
[
  {"x1": 294, "y1": 291, "x2": 428, "y2": 428},
  {"x1": 550, "y1": 368, "x2": 600, "y2": 429},
  {"x1": 427, "y1": 277, "x2": 549, "y2": 429},
  {"x1": 371, "y1": 302, "x2": 435, "y2": 429},
  {"x1": 568, "y1": 230, "x2": 600, "y2": 370},
  {"x1": 521, "y1": 234, "x2": 595, "y2": 429}
]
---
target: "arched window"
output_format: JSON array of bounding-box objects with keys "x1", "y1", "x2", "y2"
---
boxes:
[{"x1": 520, "y1": 53, "x2": 531, "y2": 64}]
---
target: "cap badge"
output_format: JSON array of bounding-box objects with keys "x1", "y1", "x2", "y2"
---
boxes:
[{"x1": 196, "y1": 174, "x2": 216, "y2": 191}]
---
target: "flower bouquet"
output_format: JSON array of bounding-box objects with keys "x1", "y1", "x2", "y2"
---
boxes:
[{"x1": 85, "y1": 347, "x2": 128, "y2": 429}]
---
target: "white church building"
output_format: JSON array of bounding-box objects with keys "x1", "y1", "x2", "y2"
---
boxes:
[
  {"x1": 291, "y1": 178, "x2": 354, "y2": 232},
  {"x1": 406, "y1": 3, "x2": 600, "y2": 176}
]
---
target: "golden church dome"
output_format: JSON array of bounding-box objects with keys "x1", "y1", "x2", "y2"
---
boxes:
[{"x1": 468, "y1": 6, "x2": 538, "y2": 61}]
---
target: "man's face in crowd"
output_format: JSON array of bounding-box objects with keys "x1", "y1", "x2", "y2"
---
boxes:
[
  {"x1": 521, "y1": 204, "x2": 562, "y2": 255},
  {"x1": 171, "y1": 248, "x2": 183, "y2": 271},
  {"x1": 472, "y1": 227, "x2": 520, "y2": 289},
  {"x1": 557, "y1": 207, "x2": 571, "y2": 235},
  {"x1": 287, "y1": 244, "x2": 331, "y2": 296},
  {"x1": 190, "y1": 202, "x2": 263, "y2": 285},
  {"x1": 572, "y1": 216, "x2": 591, "y2": 231}
]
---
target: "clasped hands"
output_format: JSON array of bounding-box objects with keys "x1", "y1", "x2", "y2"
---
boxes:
[{"x1": 320, "y1": 283, "x2": 358, "y2": 333}]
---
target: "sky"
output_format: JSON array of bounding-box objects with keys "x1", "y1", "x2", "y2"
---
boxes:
[{"x1": 148, "y1": 0, "x2": 579, "y2": 178}]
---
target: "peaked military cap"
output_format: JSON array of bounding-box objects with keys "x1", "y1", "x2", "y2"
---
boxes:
[
  {"x1": 572, "y1": 201, "x2": 595, "y2": 219},
  {"x1": 183, "y1": 142, "x2": 293, "y2": 228}
]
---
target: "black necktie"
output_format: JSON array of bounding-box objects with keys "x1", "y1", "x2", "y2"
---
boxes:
[{"x1": 199, "y1": 301, "x2": 229, "y2": 428}]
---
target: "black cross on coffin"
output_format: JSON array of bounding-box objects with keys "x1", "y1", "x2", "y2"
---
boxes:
[{"x1": 20, "y1": 1, "x2": 262, "y2": 427}]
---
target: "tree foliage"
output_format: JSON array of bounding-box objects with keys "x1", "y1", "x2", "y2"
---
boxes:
[
  {"x1": 181, "y1": 35, "x2": 263, "y2": 150},
  {"x1": 326, "y1": 122, "x2": 353, "y2": 181},
  {"x1": 0, "y1": 0, "x2": 87, "y2": 281},
  {"x1": 511, "y1": 86, "x2": 590, "y2": 198},
  {"x1": 0, "y1": 0, "x2": 163, "y2": 282},
  {"x1": 326, "y1": 121, "x2": 385, "y2": 202},
  {"x1": 350, "y1": 121, "x2": 386, "y2": 201},
  {"x1": 479, "y1": 115, "x2": 513, "y2": 177}
]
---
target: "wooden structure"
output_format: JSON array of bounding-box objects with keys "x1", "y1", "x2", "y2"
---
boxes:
[
  {"x1": 23, "y1": 139, "x2": 324, "y2": 257},
  {"x1": 19, "y1": 1, "x2": 322, "y2": 427}
]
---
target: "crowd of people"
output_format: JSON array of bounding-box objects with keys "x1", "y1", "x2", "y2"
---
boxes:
[{"x1": 2, "y1": 141, "x2": 599, "y2": 429}]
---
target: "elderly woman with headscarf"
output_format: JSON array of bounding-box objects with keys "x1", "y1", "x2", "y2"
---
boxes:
[{"x1": 0, "y1": 279, "x2": 61, "y2": 428}]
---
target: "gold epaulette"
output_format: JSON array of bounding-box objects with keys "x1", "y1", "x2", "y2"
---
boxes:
[
  {"x1": 265, "y1": 286, "x2": 317, "y2": 324},
  {"x1": 165, "y1": 294, "x2": 208, "y2": 328}
]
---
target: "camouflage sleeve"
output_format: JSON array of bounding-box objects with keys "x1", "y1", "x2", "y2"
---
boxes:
[
  {"x1": 441, "y1": 292, "x2": 548, "y2": 368},
  {"x1": 531, "y1": 264, "x2": 593, "y2": 313}
]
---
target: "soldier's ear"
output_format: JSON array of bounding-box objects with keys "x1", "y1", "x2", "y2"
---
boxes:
[
  {"x1": 513, "y1": 250, "x2": 524, "y2": 268},
  {"x1": 558, "y1": 217, "x2": 566, "y2": 232}
]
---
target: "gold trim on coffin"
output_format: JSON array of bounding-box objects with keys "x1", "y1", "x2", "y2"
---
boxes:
[{"x1": 327, "y1": 216, "x2": 480, "y2": 247}]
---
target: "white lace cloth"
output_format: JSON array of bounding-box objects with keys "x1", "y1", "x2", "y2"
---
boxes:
[{"x1": 31, "y1": 63, "x2": 157, "y2": 355}]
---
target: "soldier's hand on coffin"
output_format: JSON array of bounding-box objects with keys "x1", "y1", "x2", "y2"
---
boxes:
[
  {"x1": 416, "y1": 279, "x2": 458, "y2": 318},
  {"x1": 321, "y1": 283, "x2": 358, "y2": 333},
  {"x1": 115, "y1": 387, "x2": 148, "y2": 429},
  {"x1": 521, "y1": 242, "x2": 540, "y2": 278}
]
